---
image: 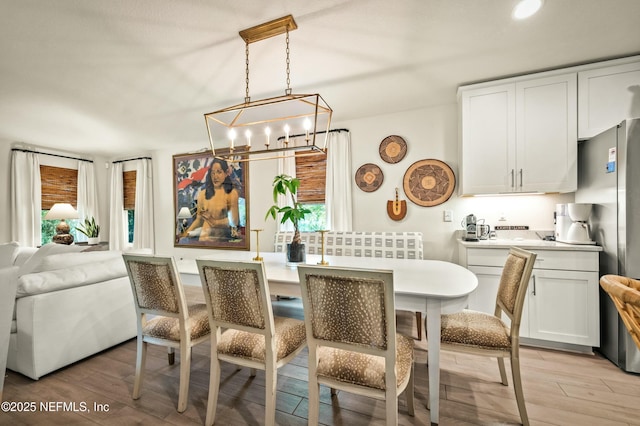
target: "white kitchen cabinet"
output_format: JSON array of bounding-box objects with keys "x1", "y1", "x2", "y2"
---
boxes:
[
  {"x1": 578, "y1": 59, "x2": 640, "y2": 139},
  {"x1": 459, "y1": 244, "x2": 600, "y2": 350},
  {"x1": 459, "y1": 73, "x2": 577, "y2": 195}
]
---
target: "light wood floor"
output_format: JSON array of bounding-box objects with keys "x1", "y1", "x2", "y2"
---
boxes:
[{"x1": 4, "y1": 296, "x2": 640, "y2": 425}]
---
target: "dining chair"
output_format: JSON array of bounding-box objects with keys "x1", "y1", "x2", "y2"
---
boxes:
[
  {"x1": 440, "y1": 246, "x2": 536, "y2": 426},
  {"x1": 122, "y1": 254, "x2": 210, "y2": 413},
  {"x1": 297, "y1": 264, "x2": 415, "y2": 425},
  {"x1": 600, "y1": 274, "x2": 640, "y2": 350},
  {"x1": 196, "y1": 259, "x2": 307, "y2": 426}
]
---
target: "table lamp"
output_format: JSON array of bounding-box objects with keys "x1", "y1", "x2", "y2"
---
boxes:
[
  {"x1": 45, "y1": 203, "x2": 79, "y2": 244},
  {"x1": 177, "y1": 207, "x2": 192, "y2": 234}
]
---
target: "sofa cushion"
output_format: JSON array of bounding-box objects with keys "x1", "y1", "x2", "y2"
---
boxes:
[
  {"x1": 0, "y1": 241, "x2": 20, "y2": 268},
  {"x1": 16, "y1": 256, "x2": 127, "y2": 298},
  {"x1": 36, "y1": 250, "x2": 123, "y2": 273},
  {"x1": 18, "y1": 243, "x2": 85, "y2": 276}
]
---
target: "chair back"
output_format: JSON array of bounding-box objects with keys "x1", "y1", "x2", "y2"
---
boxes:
[
  {"x1": 197, "y1": 259, "x2": 273, "y2": 337},
  {"x1": 495, "y1": 247, "x2": 537, "y2": 332},
  {"x1": 600, "y1": 274, "x2": 640, "y2": 350},
  {"x1": 297, "y1": 265, "x2": 395, "y2": 357},
  {"x1": 123, "y1": 254, "x2": 188, "y2": 320}
]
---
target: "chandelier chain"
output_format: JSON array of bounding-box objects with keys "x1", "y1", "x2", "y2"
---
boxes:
[
  {"x1": 285, "y1": 28, "x2": 291, "y2": 96},
  {"x1": 245, "y1": 42, "x2": 251, "y2": 103}
]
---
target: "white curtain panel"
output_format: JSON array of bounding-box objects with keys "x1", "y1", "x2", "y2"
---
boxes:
[
  {"x1": 10, "y1": 151, "x2": 42, "y2": 247},
  {"x1": 325, "y1": 131, "x2": 353, "y2": 231},
  {"x1": 76, "y1": 161, "x2": 100, "y2": 242},
  {"x1": 108, "y1": 162, "x2": 126, "y2": 250},
  {"x1": 133, "y1": 158, "x2": 154, "y2": 250},
  {"x1": 276, "y1": 148, "x2": 296, "y2": 232}
]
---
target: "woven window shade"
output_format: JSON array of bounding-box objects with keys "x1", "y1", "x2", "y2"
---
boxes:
[
  {"x1": 123, "y1": 170, "x2": 137, "y2": 210},
  {"x1": 295, "y1": 151, "x2": 327, "y2": 203},
  {"x1": 40, "y1": 165, "x2": 78, "y2": 210}
]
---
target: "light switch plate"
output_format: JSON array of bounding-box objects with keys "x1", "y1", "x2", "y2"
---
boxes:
[{"x1": 443, "y1": 210, "x2": 453, "y2": 222}]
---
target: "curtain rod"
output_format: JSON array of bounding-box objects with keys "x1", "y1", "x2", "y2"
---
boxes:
[
  {"x1": 112, "y1": 156, "x2": 152, "y2": 164},
  {"x1": 277, "y1": 128, "x2": 349, "y2": 141},
  {"x1": 11, "y1": 148, "x2": 94, "y2": 163}
]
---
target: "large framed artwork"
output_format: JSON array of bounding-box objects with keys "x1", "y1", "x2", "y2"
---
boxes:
[{"x1": 173, "y1": 149, "x2": 249, "y2": 250}]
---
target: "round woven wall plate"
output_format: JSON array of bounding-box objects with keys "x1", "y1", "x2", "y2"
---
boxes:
[
  {"x1": 355, "y1": 163, "x2": 384, "y2": 192},
  {"x1": 379, "y1": 135, "x2": 407, "y2": 164},
  {"x1": 403, "y1": 159, "x2": 455, "y2": 207}
]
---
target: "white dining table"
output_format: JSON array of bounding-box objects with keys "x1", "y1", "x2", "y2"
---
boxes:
[{"x1": 177, "y1": 251, "x2": 477, "y2": 424}]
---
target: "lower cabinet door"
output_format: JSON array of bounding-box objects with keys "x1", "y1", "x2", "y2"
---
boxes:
[{"x1": 527, "y1": 269, "x2": 599, "y2": 346}]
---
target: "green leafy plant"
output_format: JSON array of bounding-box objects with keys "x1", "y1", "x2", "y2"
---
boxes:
[
  {"x1": 265, "y1": 174, "x2": 311, "y2": 245},
  {"x1": 76, "y1": 216, "x2": 100, "y2": 238}
]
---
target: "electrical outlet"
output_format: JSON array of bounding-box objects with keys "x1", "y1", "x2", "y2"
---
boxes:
[{"x1": 443, "y1": 210, "x2": 453, "y2": 222}]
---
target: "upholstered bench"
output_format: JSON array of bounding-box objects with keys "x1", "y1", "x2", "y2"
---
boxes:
[
  {"x1": 273, "y1": 231, "x2": 423, "y2": 259},
  {"x1": 274, "y1": 231, "x2": 425, "y2": 339}
]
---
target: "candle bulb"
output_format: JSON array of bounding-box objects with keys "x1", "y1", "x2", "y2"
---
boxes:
[
  {"x1": 245, "y1": 129, "x2": 252, "y2": 148},
  {"x1": 228, "y1": 129, "x2": 237, "y2": 149},
  {"x1": 284, "y1": 124, "x2": 290, "y2": 144},
  {"x1": 303, "y1": 118, "x2": 311, "y2": 143},
  {"x1": 265, "y1": 126, "x2": 271, "y2": 148}
]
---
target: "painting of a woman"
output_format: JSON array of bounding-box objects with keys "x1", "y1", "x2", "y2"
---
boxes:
[
  {"x1": 174, "y1": 150, "x2": 249, "y2": 250},
  {"x1": 185, "y1": 158, "x2": 239, "y2": 241}
]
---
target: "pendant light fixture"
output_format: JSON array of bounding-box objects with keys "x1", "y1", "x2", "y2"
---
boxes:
[{"x1": 204, "y1": 15, "x2": 333, "y2": 162}]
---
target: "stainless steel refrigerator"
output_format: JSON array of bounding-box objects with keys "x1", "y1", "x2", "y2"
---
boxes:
[{"x1": 576, "y1": 118, "x2": 640, "y2": 373}]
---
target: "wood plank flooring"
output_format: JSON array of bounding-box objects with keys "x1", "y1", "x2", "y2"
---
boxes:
[{"x1": 3, "y1": 296, "x2": 640, "y2": 425}]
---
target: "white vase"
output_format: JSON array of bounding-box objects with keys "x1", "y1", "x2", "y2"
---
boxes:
[{"x1": 88, "y1": 237, "x2": 99, "y2": 245}]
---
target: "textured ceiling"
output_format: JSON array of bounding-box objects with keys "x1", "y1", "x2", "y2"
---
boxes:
[{"x1": 1, "y1": 0, "x2": 639, "y2": 157}]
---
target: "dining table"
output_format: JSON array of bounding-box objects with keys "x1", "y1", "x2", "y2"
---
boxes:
[{"x1": 177, "y1": 251, "x2": 478, "y2": 424}]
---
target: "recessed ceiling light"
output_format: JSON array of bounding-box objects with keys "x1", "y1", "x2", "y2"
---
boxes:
[{"x1": 512, "y1": 0, "x2": 544, "y2": 20}]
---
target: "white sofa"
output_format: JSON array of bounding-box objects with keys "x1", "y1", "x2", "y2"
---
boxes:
[{"x1": 1, "y1": 242, "x2": 137, "y2": 380}]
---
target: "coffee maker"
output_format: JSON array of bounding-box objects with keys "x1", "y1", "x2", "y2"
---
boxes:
[
  {"x1": 556, "y1": 203, "x2": 596, "y2": 245},
  {"x1": 462, "y1": 214, "x2": 478, "y2": 241}
]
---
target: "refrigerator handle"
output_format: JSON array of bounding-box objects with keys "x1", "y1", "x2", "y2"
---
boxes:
[{"x1": 511, "y1": 169, "x2": 515, "y2": 188}]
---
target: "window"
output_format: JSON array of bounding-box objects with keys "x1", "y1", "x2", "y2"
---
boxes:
[
  {"x1": 295, "y1": 151, "x2": 327, "y2": 231},
  {"x1": 123, "y1": 170, "x2": 136, "y2": 243},
  {"x1": 40, "y1": 165, "x2": 79, "y2": 244}
]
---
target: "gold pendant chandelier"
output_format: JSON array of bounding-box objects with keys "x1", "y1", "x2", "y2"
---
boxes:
[{"x1": 204, "y1": 15, "x2": 333, "y2": 162}]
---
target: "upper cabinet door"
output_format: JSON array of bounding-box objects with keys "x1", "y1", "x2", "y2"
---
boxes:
[
  {"x1": 460, "y1": 83, "x2": 516, "y2": 195},
  {"x1": 516, "y1": 74, "x2": 577, "y2": 193},
  {"x1": 578, "y1": 60, "x2": 640, "y2": 139}
]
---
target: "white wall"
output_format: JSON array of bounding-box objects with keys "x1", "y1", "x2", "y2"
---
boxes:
[{"x1": 149, "y1": 102, "x2": 574, "y2": 263}]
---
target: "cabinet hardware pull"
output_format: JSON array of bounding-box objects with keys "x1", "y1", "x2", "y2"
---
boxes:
[
  {"x1": 519, "y1": 169, "x2": 523, "y2": 188},
  {"x1": 511, "y1": 169, "x2": 515, "y2": 188},
  {"x1": 532, "y1": 275, "x2": 536, "y2": 296}
]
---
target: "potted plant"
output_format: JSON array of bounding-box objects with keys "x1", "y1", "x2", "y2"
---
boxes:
[
  {"x1": 265, "y1": 174, "x2": 311, "y2": 263},
  {"x1": 77, "y1": 216, "x2": 100, "y2": 245}
]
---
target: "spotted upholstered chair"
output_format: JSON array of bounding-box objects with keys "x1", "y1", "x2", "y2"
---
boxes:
[
  {"x1": 122, "y1": 254, "x2": 210, "y2": 413},
  {"x1": 196, "y1": 259, "x2": 307, "y2": 426},
  {"x1": 297, "y1": 265, "x2": 415, "y2": 425},
  {"x1": 600, "y1": 274, "x2": 640, "y2": 350},
  {"x1": 440, "y1": 247, "x2": 536, "y2": 426}
]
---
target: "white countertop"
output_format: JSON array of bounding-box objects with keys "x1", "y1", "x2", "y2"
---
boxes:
[{"x1": 457, "y1": 238, "x2": 602, "y2": 251}]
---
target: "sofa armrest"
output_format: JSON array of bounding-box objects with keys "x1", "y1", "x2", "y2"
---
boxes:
[{"x1": 1, "y1": 266, "x2": 19, "y2": 396}]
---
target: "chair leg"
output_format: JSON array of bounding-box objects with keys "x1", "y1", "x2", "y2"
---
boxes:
[
  {"x1": 385, "y1": 388, "x2": 398, "y2": 426},
  {"x1": 132, "y1": 338, "x2": 147, "y2": 400},
  {"x1": 265, "y1": 364, "x2": 277, "y2": 426},
  {"x1": 177, "y1": 344, "x2": 191, "y2": 413},
  {"x1": 308, "y1": 376, "x2": 320, "y2": 425},
  {"x1": 205, "y1": 356, "x2": 221, "y2": 426},
  {"x1": 415, "y1": 312, "x2": 422, "y2": 341},
  {"x1": 511, "y1": 355, "x2": 529, "y2": 426},
  {"x1": 497, "y1": 357, "x2": 509, "y2": 386},
  {"x1": 168, "y1": 347, "x2": 175, "y2": 365},
  {"x1": 406, "y1": 362, "x2": 415, "y2": 416},
  {"x1": 250, "y1": 368, "x2": 257, "y2": 377}
]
